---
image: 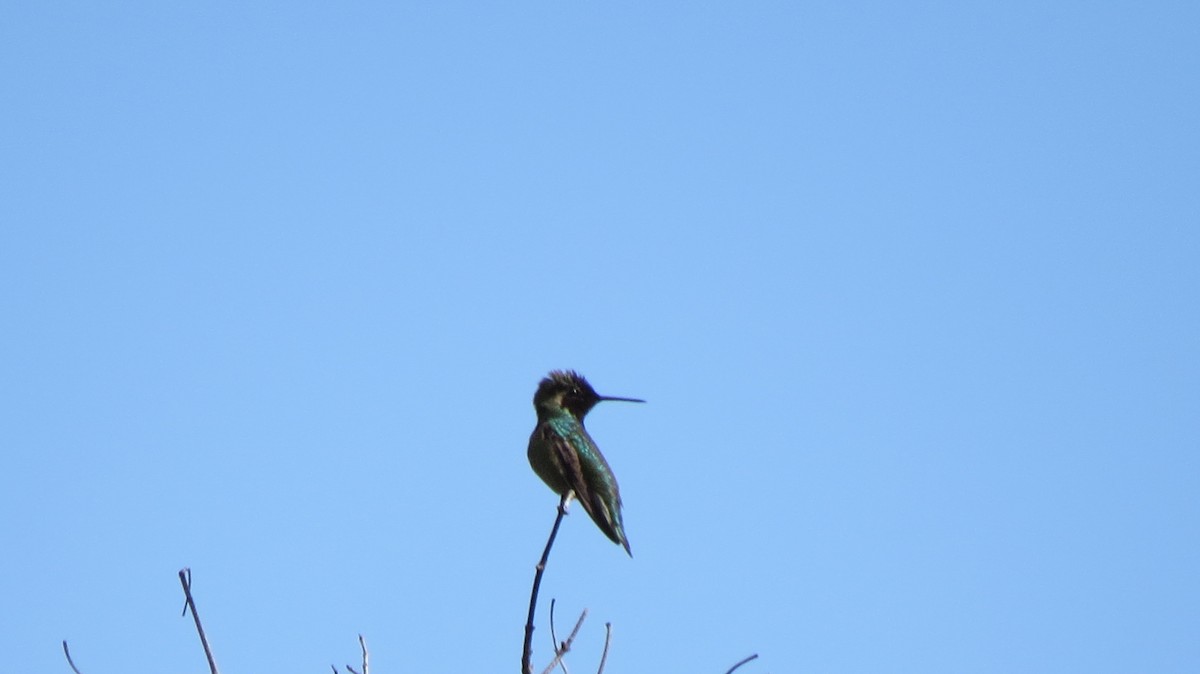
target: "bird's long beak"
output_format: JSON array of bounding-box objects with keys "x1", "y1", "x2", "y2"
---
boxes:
[{"x1": 598, "y1": 395, "x2": 646, "y2": 403}]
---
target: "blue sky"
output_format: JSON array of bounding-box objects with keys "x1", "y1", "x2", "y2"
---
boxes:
[{"x1": 2, "y1": 2, "x2": 1197, "y2": 672}]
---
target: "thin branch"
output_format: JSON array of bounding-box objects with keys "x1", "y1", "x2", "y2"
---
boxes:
[
  {"x1": 549, "y1": 598, "x2": 559, "y2": 651},
  {"x1": 331, "y1": 666, "x2": 339, "y2": 674},
  {"x1": 522, "y1": 492, "x2": 572, "y2": 674},
  {"x1": 539, "y1": 609, "x2": 587, "y2": 674},
  {"x1": 178, "y1": 568, "x2": 220, "y2": 674},
  {"x1": 549, "y1": 599, "x2": 570, "y2": 674},
  {"x1": 358, "y1": 634, "x2": 369, "y2": 674},
  {"x1": 724, "y1": 653, "x2": 760, "y2": 674},
  {"x1": 347, "y1": 667, "x2": 361, "y2": 674},
  {"x1": 62, "y1": 640, "x2": 84, "y2": 674},
  {"x1": 595, "y1": 623, "x2": 612, "y2": 674}
]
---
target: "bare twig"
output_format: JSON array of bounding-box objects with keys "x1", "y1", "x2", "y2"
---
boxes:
[
  {"x1": 724, "y1": 653, "x2": 760, "y2": 674},
  {"x1": 595, "y1": 623, "x2": 612, "y2": 674},
  {"x1": 549, "y1": 599, "x2": 570, "y2": 674},
  {"x1": 522, "y1": 492, "x2": 572, "y2": 674},
  {"x1": 331, "y1": 666, "x2": 339, "y2": 674},
  {"x1": 539, "y1": 609, "x2": 587, "y2": 674},
  {"x1": 178, "y1": 568, "x2": 220, "y2": 674},
  {"x1": 358, "y1": 634, "x2": 369, "y2": 674},
  {"x1": 347, "y1": 667, "x2": 361, "y2": 674},
  {"x1": 62, "y1": 640, "x2": 84, "y2": 674}
]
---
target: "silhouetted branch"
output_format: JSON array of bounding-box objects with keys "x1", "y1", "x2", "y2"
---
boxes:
[
  {"x1": 724, "y1": 653, "x2": 759, "y2": 674},
  {"x1": 178, "y1": 568, "x2": 220, "y2": 674},
  {"x1": 357, "y1": 634, "x2": 369, "y2": 674},
  {"x1": 334, "y1": 634, "x2": 368, "y2": 674},
  {"x1": 596, "y1": 623, "x2": 612, "y2": 674},
  {"x1": 539, "y1": 608, "x2": 587, "y2": 674},
  {"x1": 61, "y1": 640, "x2": 84, "y2": 674},
  {"x1": 522, "y1": 492, "x2": 572, "y2": 674},
  {"x1": 549, "y1": 599, "x2": 570, "y2": 674}
]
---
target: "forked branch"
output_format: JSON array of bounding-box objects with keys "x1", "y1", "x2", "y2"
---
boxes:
[{"x1": 539, "y1": 608, "x2": 587, "y2": 674}]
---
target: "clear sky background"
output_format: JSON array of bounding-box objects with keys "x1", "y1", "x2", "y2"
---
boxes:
[{"x1": 2, "y1": 2, "x2": 1197, "y2": 672}]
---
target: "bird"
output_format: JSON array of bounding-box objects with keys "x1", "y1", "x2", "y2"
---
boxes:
[{"x1": 527, "y1": 370, "x2": 643, "y2": 556}]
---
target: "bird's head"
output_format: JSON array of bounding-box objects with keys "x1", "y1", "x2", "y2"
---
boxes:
[{"x1": 533, "y1": 370, "x2": 644, "y2": 420}]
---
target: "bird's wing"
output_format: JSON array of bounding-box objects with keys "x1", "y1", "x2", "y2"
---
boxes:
[{"x1": 536, "y1": 424, "x2": 623, "y2": 545}]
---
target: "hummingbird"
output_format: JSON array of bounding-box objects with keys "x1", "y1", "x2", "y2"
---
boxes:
[{"x1": 528, "y1": 370, "x2": 643, "y2": 556}]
